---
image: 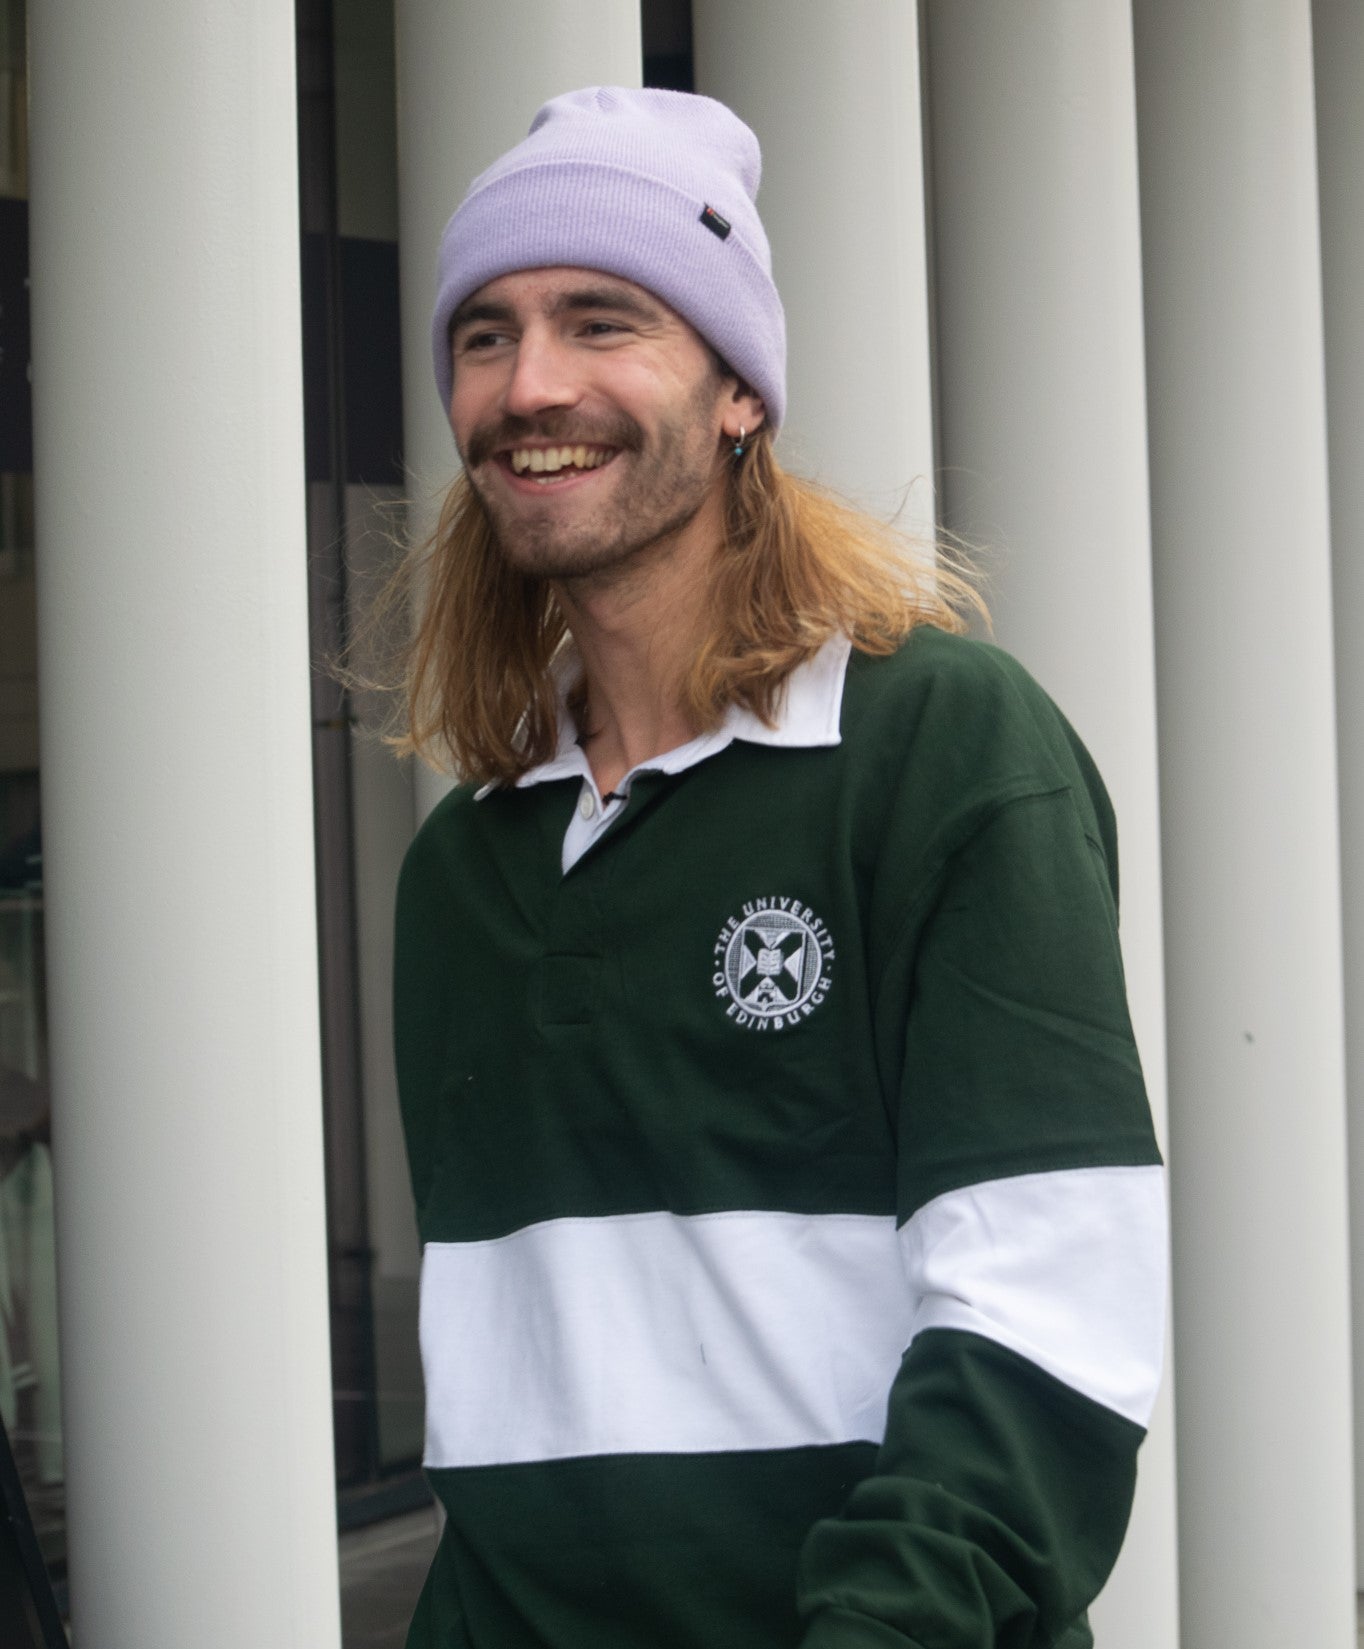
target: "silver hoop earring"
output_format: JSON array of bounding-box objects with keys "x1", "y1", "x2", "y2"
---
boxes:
[{"x1": 732, "y1": 425, "x2": 746, "y2": 460}]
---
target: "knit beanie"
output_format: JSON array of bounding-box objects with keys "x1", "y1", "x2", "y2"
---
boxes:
[{"x1": 431, "y1": 86, "x2": 787, "y2": 430}]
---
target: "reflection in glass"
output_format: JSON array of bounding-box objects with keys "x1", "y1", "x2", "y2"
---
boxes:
[{"x1": 0, "y1": 478, "x2": 62, "y2": 1578}]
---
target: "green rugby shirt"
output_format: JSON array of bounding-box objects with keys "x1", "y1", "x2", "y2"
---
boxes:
[{"x1": 394, "y1": 625, "x2": 1166, "y2": 1649}]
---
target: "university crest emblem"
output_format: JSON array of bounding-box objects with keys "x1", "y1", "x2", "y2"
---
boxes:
[{"x1": 713, "y1": 898, "x2": 835, "y2": 1031}]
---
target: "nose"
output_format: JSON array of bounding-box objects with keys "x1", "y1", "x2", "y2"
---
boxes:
[{"x1": 502, "y1": 327, "x2": 581, "y2": 419}]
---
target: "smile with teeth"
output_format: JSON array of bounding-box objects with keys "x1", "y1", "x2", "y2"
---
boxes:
[{"x1": 507, "y1": 444, "x2": 615, "y2": 478}]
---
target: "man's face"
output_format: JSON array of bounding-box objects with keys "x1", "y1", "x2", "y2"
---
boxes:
[{"x1": 448, "y1": 268, "x2": 744, "y2": 581}]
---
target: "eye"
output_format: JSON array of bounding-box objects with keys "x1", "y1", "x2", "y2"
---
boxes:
[
  {"x1": 457, "y1": 328, "x2": 511, "y2": 353},
  {"x1": 578, "y1": 318, "x2": 629, "y2": 339}
]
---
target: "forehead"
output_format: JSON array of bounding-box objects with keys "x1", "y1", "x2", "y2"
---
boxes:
[{"x1": 451, "y1": 266, "x2": 688, "y2": 330}]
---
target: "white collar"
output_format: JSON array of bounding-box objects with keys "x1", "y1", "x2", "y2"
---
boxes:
[{"x1": 473, "y1": 632, "x2": 851, "y2": 801}]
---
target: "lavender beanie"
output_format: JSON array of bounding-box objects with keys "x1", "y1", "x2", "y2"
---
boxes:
[{"x1": 431, "y1": 86, "x2": 786, "y2": 430}]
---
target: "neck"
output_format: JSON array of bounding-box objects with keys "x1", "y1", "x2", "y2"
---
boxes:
[{"x1": 556, "y1": 487, "x2": 722, "y2": 796}]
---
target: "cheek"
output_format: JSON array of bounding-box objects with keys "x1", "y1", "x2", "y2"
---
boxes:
[
  {"x1": 620, "y1": 370, "x2": 726, "y2": 447},
  {"x1": 448, "y1": 379, "x2": 491, "y2": 452}
]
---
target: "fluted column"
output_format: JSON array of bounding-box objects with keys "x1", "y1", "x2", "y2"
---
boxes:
[
  {"x1": 1313, "y1": 0, "x2": 1364, "y2": 1586},
  {"x1": 1135, "y1": 2, "x2": 1354, "y2": 1642},
  {"x1": 922, "y1": 6, "x2": 1177, "y2": 1643},
  {"x1": 693, "y1": 0, "x2": 935, "y2": 529},
  {"x1": 395, "y1": 0, "x2": 641, "y2": 820},
  {"x1": 27, "y1": 1, "x2": 340, "y2": 1644}
]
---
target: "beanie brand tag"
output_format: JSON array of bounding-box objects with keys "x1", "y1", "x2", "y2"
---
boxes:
[{"x1": 699, "y1": 205, "x2": 732, "y2": 241}]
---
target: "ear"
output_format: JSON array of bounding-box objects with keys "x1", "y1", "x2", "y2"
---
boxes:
[{"x1": 720, "y1": 377, "x2": 767, "y2": 442}]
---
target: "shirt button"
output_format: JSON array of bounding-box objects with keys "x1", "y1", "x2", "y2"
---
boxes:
[{"x1": 578, "y1": 789, "x2": 596, "y2": 820}]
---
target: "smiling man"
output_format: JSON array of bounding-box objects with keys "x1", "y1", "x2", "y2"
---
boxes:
[
  {"x1": 449, "y1": 267, "x2": 750, "y2": 592},
  {"x1": 393, "y1": 87, "x2": 1166, "y2": 1649}
]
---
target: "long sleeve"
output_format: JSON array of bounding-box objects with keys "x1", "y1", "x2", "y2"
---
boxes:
[{"x1": 798, "y1": 747, "x2": 1166, "y2": 1647}]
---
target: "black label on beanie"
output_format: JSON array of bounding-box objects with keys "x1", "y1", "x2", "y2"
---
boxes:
[{"x1": 699, "y1": 205, "x2": 732, "y2": 240}]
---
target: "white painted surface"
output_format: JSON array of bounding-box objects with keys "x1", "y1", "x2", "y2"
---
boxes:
[
  {"x1": 1314, "y1": 0, "x2": 1364, "y2": 1587},
  {"x1": 26, "y1": 0, "x2": 340, "y2": 1644},
  {"x1": 394, "y1": 0, "x2": 641, "y2": 820},
  {"x1": 693, "y1": 0, "x2": 936, "y2": 532},
  {"x1": 1135, "y1": 1, "x2": 1355, "y2": 1643},
  {"x1": 921, "y1": 5, "x2": 1179, "y2": 1640}
]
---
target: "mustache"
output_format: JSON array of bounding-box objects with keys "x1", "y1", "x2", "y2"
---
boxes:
[{"x1": 462, "y1": 410, "x2": 645, "y2": 469}]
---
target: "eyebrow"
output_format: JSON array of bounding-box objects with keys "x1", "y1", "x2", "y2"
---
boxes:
[{"x1": 449, "y1": 298, "x2": 517, "y2": 333}]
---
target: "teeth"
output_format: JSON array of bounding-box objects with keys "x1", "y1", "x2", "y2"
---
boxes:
[{"x1": 509, "y1": 446, "x2": 612, "y2": 476}]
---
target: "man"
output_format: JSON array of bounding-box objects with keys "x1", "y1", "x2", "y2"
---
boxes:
[{"x1": 394, "y1": 86, "x2": 1165, "y2": 1649}]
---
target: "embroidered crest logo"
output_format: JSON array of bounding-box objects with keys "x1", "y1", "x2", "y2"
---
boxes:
[{"x1": 713, "y1": 898, "x2": 835, "y2": 1032}]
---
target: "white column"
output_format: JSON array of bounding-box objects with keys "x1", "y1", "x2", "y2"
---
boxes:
[
  {"x1": 26, "y1": 3, "x2": 340, "y2": 1646},
  {"x1": 1314, "y1": 0, "x2": 1364, "y2": 1586},
  {"x1": 395, "y1": 0, "x2": 641, "y2": 820},
  {"x1": 921, "y1": 7, "x2": 1177, "y2": 1644},
  {"x1": 692, "y1": 0, "x2": 935, "y2": 529},
  {"x1": 1134, "y1": 3, "x2": 1355, "y2": 1643}
]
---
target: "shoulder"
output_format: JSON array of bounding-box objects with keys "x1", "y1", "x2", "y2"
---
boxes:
[
  {"x1": 839, "y1": 626, "x2": 1117, "y2": 871},
  {"x1": 842, "y1": 626, "x2": 1077, "y2": 781},
  {"x1": 847, "y1": 624, "x2": 1054, "y2": 725},
  {"x1": 396, "y1": 779, "x2": 484, "y2": 912}
]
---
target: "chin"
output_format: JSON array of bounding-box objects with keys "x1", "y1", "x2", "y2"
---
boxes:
[
  {"x1": 495, "y1": 532, "x2": 644, "y2": 583},
  {"x1": 475, "y1": 462, "x2": 715, "y2": 585}
]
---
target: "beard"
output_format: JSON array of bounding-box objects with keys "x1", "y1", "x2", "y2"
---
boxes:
[{"x1": 459, "y1": 381, "x2": 726, "y2": 584}]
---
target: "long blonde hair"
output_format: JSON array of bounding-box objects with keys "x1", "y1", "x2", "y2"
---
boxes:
[{"x1": 393, "y1": 429, "x2": 983, "y2": 786}]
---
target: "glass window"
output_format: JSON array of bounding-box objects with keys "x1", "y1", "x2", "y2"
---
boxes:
[{"x1": 0, "y1": 0, "x2": 65, "y2": 1616}]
